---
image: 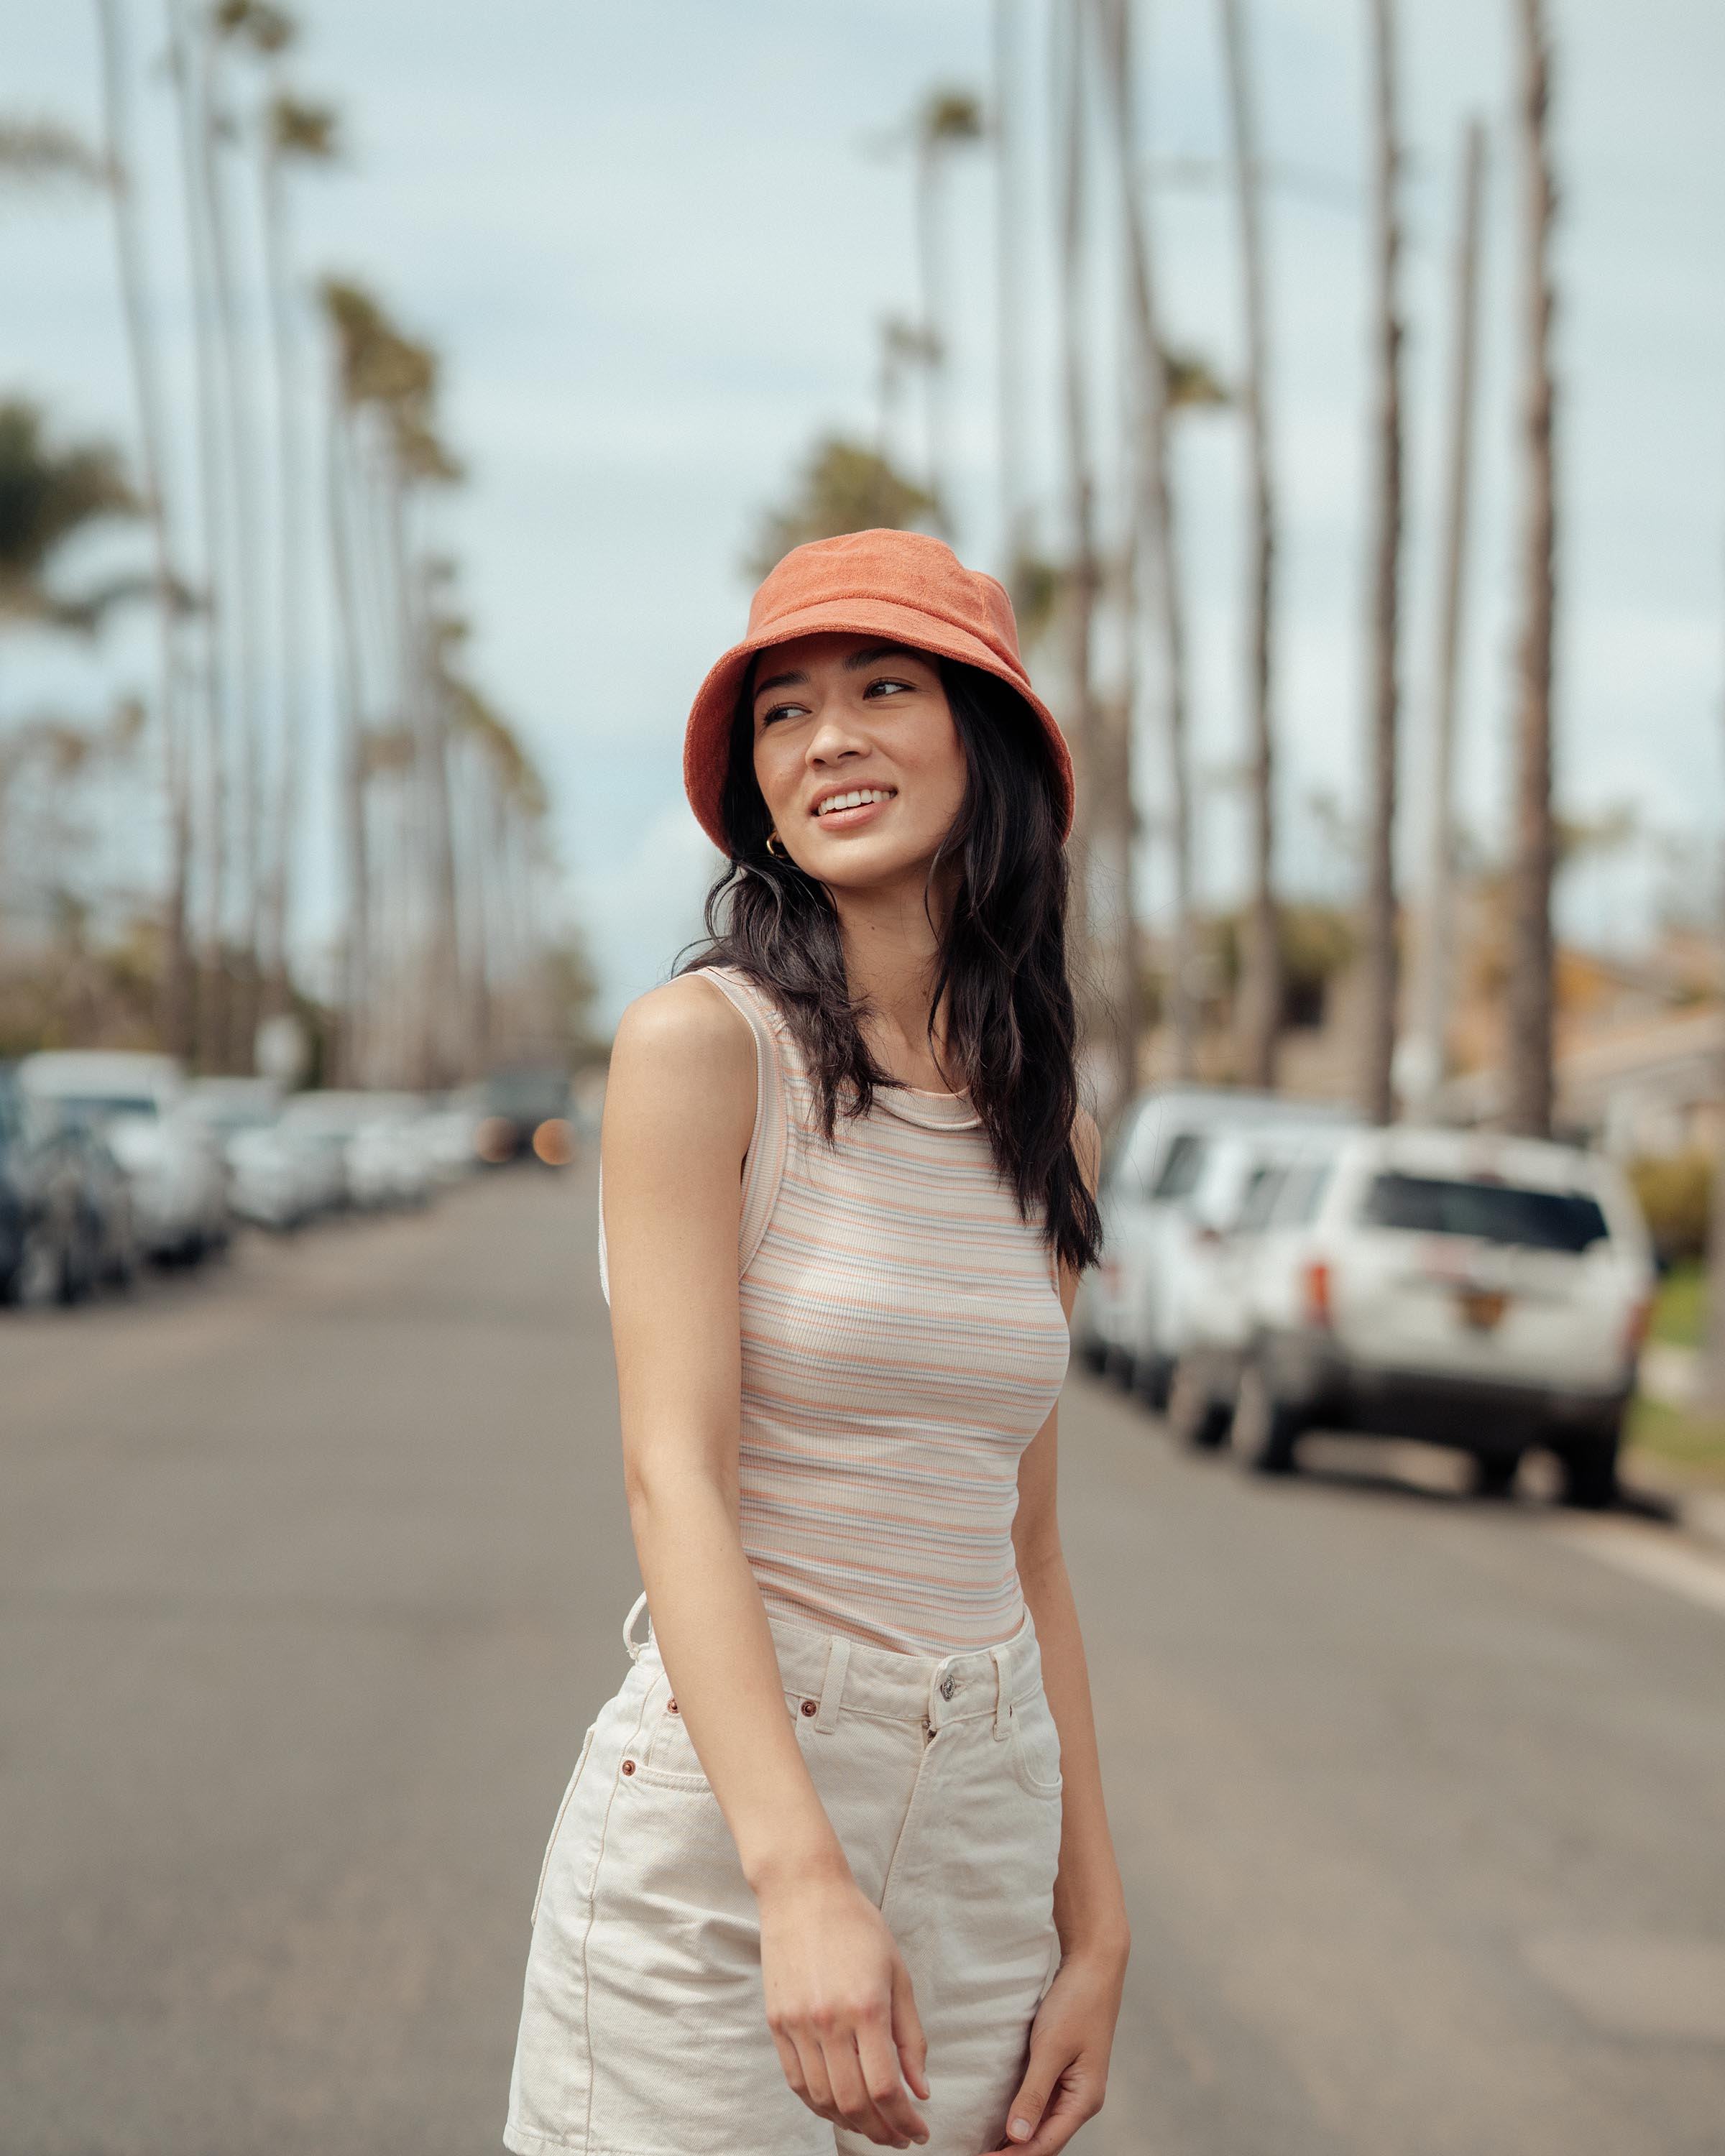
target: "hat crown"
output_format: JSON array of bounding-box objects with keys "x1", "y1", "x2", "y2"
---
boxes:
[{"x1": 747, "y1": 528, "x2": 1024, "y2": 676}]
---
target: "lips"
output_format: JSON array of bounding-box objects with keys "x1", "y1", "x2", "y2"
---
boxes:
[{"x1": 809, "y1": 786, "x2": 898, "y2": 821}]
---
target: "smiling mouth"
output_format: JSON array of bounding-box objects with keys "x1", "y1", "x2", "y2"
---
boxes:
[{"x1": 811, "y1": 787, "x2": 898, "y2": 824}]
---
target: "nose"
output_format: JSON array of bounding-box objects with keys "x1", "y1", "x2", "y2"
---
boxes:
[{"x1": 805, "y1": 695, "x2": 869, "y2": 765}]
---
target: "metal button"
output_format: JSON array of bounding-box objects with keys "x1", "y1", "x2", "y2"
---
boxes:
[
  {"x1": 799, "y1": 1699, "x2": 818, "y2": 1718},
  {"x1": 939, "y1": 1673, "x2": 957, "y2": 1700},
  {"x1": 667, "y1": 1698, "x2": 678, "y2": 1713},
  {"x1": 620, "y1": 1759, "x2": 636, "y2": 1775}
]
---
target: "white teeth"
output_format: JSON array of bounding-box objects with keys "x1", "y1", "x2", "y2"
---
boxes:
[{"x1": 816, "y1": 788, "x2": 894, "y2": 816}]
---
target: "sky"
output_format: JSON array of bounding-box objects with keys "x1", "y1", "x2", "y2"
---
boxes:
[{"x1": 4, "y1": 1, "x2": 1724, "y2": 1030}]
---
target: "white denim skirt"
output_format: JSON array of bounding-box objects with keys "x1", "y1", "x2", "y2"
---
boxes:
[{"x1": 505, "y1": 1593, "x2": 1064, "y2": 2156}]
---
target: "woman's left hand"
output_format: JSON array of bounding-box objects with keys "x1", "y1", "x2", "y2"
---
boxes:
[{"x1": 985, "y1": 1941, "x2": 1127, "y2": 2154}]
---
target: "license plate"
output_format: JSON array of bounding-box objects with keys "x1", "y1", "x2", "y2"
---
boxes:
[{"x1": 1456, "y1": 1288, "x2": 1509, "y2": 1332}]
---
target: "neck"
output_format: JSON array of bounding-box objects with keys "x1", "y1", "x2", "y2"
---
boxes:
[{"x1": 832, "y1": 870, "x2": 959, "y2": 1087}]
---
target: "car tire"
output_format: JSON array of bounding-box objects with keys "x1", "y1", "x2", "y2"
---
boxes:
[
  {"x1": 0, "y1": 1222, "x2": 62, "y2": 1309},
  {"x1": 1558, "y1": 1425, "x2": 1620, "y2": 1511},
  {"x1": 1167, "y1": 1359, "x2": 1230, "y2": 1452},
  {"x1": 1235, "y1": 1363, "x2": 1303, "y2": 1476},
  {"x1": 1078, "y1": 1337, "x2": 1109, "y2": 1378},
  {"x1": 1133, "y1": 1353, "x2": 1172, "y2": 1413},
  {"x1": 1471, "y1": 1450, "x2": 1522, "y2": 1499}
]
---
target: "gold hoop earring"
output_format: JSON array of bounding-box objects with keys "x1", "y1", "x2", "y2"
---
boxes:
[{"x1": 765, "y1": 830, "x2": 788, "y2": 860}]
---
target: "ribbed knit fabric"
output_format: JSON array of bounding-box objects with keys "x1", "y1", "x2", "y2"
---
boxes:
[{"x1": 597, "y1": 963, "x2": 1071, "y2": 1655}]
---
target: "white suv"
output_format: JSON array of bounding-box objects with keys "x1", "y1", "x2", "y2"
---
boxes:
[
  {"x1": 1224, "y1": 1125, "x2": 1655, "y2": 1506},
  {"x1": 1076, "y1": 1087, "x2": 1356, "y2": 1406}
]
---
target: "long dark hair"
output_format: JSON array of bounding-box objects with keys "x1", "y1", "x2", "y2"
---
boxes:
[{"x1": 672, "y1": 655, "x2": 1103, "y2": 1279}]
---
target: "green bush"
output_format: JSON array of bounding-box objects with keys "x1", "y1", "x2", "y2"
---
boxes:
[{"x1": 1629, "y1": 1151, "x2": 1712, "y2": 1265}]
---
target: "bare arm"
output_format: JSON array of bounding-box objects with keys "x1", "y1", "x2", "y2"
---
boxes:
[
  {"x1": 602, "y1": 975, "x2": 929, "y2": 2150},
  {"x1": 996, "y1": 1107, "x2": 1129, "y2": 2152}
]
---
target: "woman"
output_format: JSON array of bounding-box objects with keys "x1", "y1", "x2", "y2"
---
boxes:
[{"x1": 506, "y1": 529, "x2": 1128, "y2": 2156}]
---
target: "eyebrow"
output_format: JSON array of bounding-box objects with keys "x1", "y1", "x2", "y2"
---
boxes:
[{"x1": 752, "y1": 644, "x2": 932, "y2": 704}]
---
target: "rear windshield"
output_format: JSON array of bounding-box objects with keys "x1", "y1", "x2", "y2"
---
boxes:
[{"x1": 1361, "y1": 1171, "x2": 1609, "y2": 1253}]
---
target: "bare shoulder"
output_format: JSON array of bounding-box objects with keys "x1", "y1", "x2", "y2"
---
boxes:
[
  {"x1": 603, "y1": 972, "x2": 755, "y2": 1155},
  {"x1": 1072, "y1": 1103, "x2": 1103, "y2": 1199}
]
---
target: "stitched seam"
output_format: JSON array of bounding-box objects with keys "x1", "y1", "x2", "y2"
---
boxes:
[
  {"x1": 530, "y1": 1723, "x2": 597, "y2": 1927},
  {"x1": 579, "y1": 1677, "x2": 658, "y2": 2151}
]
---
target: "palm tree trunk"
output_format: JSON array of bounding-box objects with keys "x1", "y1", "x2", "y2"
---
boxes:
[
  {"x1": 166, "y1": 0, "x2": 231, "y2": 1069},
  {"x1": 95, "y1": 0, "x2": 193, "y2": 1058},
  {"x1": 1409, "y1": 117, "x2": 1486, "y2": 1118},
  {"x1": 1099, "y1": 0, "x2": 1195, "y2": 1080},
  {"x1": 1218, "y1": 0, "x2": 1282, "y2": 1088},
  {"x1": 1506, "y1": 0, "x2": 1558, "y2": 1139},
  {"x1": 326, "y1": 395, "x2": 370, "y2": 1084},
  {"x1": 914, "y1": 143, "x2": 952, "y2": 538},
  {"x1": 1361, "y1": 0, "x2": 1406, "y2": 1126},
  {"x1": 1054, "y1": 0, "x2": 1103, "y2": 996},
  {"x1": 197, "y1": 26, "x2": 266, "y2": 1069},
  {"x1": 992, "y1": 0, "x2": 1031, "y2": 584},
  {"x1": 259, "y1": 112, "x2": 304, "y2": 1021},
  {"x1": 1701, "y1": 614, "x2": 1725, "y2": 1413}
]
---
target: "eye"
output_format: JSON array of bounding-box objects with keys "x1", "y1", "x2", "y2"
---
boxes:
[
  {"x1": 758, "y1": 699, "x2": 807, "y2": 728},
  {"x1": 862, "y1": 675, "x2": 916, "y2": 701}
]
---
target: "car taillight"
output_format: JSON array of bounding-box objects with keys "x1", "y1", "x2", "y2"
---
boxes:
[{"x1": 1302, "y1": 1259, "x2": 1333, "y2": 1330}]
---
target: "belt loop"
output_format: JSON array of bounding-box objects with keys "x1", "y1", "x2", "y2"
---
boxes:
[
  {"x1": 990, "y1": 1645, "x2": 1011, "y2": 1740},
  {"x1": 622, "y1": 1591, "x2": 649, "y2": 1664},
  {"x1": 814, "y1": 1636, "x2": 851, "y2": 1733}
]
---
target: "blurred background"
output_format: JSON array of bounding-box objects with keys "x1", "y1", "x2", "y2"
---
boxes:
[{"x1": 4, "y1": 4, "x2": 1724, "y2": 2154}]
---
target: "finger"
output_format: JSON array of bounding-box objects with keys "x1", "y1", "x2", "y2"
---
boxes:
[
  {"x1": 1001, "y1": 2046, "x2": 1064, "y2": 2147},
  {"x1": 999, "y1": 2063, "x2": 1100, "y2": 2155},
  {"x1": 857, "y1": 2005, "x2": 930, "y2": 2146},
  {"x1": 890, "y1": 1956, "x2": 932, "y2": 2103},
  {"x1": 822, "y1": 2030, "x2": 907, "y2": 2148},
  {"x1": 769, "y1": 2024, "x2": 809, "y2": 2108},
  {"x1": 788, "y1": 2026, "x2": 838, "y2": 2124}
]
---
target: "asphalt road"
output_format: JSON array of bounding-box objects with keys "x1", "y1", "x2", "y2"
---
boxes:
[{"x1": 4, "y1": 1161, "x2": 1723, "y2": 2156}]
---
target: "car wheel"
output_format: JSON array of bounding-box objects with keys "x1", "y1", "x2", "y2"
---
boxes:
[
  {"x1": 1471, "y1": 1450, "x2": 1522, "y2": 1499},
  {"x1": 1167, "y1": 1359, "x2": 1230, "y2": 1452},
  {"x1": 1235, "y1": 1363, "x2": 1302, "y2": 1476},
  {"x1": 1078, "y1": 1336, "x2": 1109, "y2": 1378},
  {"x1": 1132, "y1": 1352, "x2": 1172, "y2": 1412},
  {"x1": 1558, "y1": 1426, "x2": 1619, "y2": 1511},
  {"x1": 1, "y1": 1223, "x2": 63, "y2": 1310},
  {"x1": 1102, "y1": 1344, "x2": 1137, "y2": 1392},
  {"x1": 58, "y1": 1227, "x2": 98, "y2": 1306}
]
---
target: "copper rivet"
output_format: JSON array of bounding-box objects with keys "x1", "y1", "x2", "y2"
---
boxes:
[
  {"x1": 668, "y1": 1699, "x2": 678, "y2": 1713},
  {"x1": 800, "y1": 1699, "x2": 818, "y2": 1717},
  {"x1": 621, "y1": 1759, "x2": 636, "y2": 1775}
]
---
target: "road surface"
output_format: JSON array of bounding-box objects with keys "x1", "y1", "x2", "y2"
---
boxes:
[{"x1": 4, "y1": 1161, "x2": 1722, "y2": 2155}]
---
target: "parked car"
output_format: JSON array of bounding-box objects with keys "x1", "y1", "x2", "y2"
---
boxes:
[
  {"x1": 278, "y1": 1091, "x2": 432, "y2": 1212},
  {"x1": 1162, "y1": 1124, "x2": 1358, "y2": 1452},
  {"x1": 63, "y1": 1116, "x2": 142, "y2": 1289},
  {"x1": 1223, "y1": 1124, "x2": 1655, "y2": 1506},
  {"x1": 474, "y1": 1067, "x2": 577, "y2": 1167},
  {"x1": 18, "y1": 1051, "x2": 229, "y2": 1265},
  {"x1": 182, "y1": 1077, "x2": 316, "y2": 1233},
  {"x1": 0, "y1": 1067, "x2": 99, "y2": 1306},
  {"x1": 1076, "y1": 1086, "x2": 1357, "y2": 1406}
]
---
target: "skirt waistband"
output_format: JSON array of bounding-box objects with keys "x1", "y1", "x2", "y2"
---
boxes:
[{"x1": 620, "y1": 1590, "x2": 1042, "y2": 1737}]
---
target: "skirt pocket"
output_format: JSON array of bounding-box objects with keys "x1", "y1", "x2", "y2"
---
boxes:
[{"x1": 529, "y1": 1720, "x2": 598, "y2": 1927}]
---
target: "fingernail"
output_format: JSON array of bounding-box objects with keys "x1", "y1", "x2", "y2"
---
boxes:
[{"x1": 1009, "y1": 2121, "x2": 1033, "y2": 2143}]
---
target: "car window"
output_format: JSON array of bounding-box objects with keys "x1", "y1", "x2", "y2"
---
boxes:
[
  {"x1": 1272, "y1": 1161, "x2": 1333, "y2": 1227},
  {"x1": 1359, "y1": 1171, "x2": 1610, "y2": 1253},
  {"x1": 54, "y1": 1095, "x2": 160, "y2": 1125},
  {"x1": 1235, "y1": 1164, "x2": 1286, "y2": 1231},
  {"x1": 1151, "y1": 1132, "x2": 1207, "y2": 1201}
]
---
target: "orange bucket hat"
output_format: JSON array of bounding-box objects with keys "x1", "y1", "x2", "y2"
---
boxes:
[{"x1": 683, "y1": 527, "x2": 1074, "y2": 854}]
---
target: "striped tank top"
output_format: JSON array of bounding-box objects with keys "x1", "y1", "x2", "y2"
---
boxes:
[{"x1": 597, "y1": 962, "x2": 1072, "y2": 1655}]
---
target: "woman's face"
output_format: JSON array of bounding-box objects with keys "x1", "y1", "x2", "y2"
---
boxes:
[{"x1": 749, "y1": 632, "x2": 967, "y2": 890}]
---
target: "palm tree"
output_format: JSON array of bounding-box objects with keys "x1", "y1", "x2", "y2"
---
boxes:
[
  {"x1": 1094, "y1": 0, "x2": 1197, "y2": 1079},
  {"x1": 1361, "y1": 0, "x2": 1406, "y2": 1125},
  {"x1": 990, "y1": 0, "x2": 1031, "y2": 585},
  {"x1": 93, "y1": 0, "x2": 196, "y2": 1057},
  {"x1": 1218, "y1": 0, "x2": 1282, "y2": 1088},
  {"x1": 166, "y1": 0, "x2": 236, "y2": 1067},
  {"x1": 1505, "y1": 0, "x2": 1558, "y2": 1139},
  {"x1": 1053, "y1": 0, "x2": 1100, "y2": 931},
  {"x1": 0, "y1": 402, "x2": 136, "y2": 630},
  {"x1": 747, "y1": 433, "x2": 937, "y2": 581},
  {"x1": 909, "y1": 88, "x2": 984, "y2": 535},
  {"x1": 1408, "y1": 118, "x2": 1487, "y2": 1118}
]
